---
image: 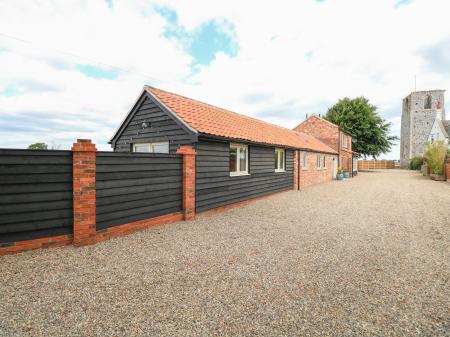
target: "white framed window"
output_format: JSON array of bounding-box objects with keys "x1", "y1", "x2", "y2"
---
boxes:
[
  {"x1": 132, "y1": 142, "x2": 169, "y2": 153},
  {"x1": 230, "y1": 143, "x2": 249, "y2": 176},
  {"x1": 341, "y1": 134, "x2": 348, "y2": 149},
  {"x1": 275, "y1": 148, "x2": 285, "y2": 172},
  {"x1": 301, "y1": 152, "x2": 308, "y2": 170},
  {"x1": 316, "y1": 154, "x2": 322, "y2": 169},
  {"x1": 322, "y1": 155, "x2": 327, "y2": 169}
]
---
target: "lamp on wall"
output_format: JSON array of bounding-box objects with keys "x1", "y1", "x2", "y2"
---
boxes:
[{"x1": 142, "y1": 121, "x2": 149, "y2": 129}]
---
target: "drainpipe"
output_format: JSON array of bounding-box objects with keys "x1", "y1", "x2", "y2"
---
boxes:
[{"x1": 338, "y1": 129, "x2": 341, "y2": 172}]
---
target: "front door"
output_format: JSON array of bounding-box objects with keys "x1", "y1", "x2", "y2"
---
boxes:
[{"x1": 333, "y1": 157, "x2": 338, "y2": 178}]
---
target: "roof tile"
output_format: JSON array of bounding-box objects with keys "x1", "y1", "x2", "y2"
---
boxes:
[{"x1": 147, "y1": 86, "x2": 337, "y2": 154}]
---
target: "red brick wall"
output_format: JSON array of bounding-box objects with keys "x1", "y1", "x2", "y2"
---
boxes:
[
  {"x1": 294, "y1": 116, "x2": 353, "y2": 175},
  {"x1": 294, "y1": 116, "x2": 339, "y2": 152},
  {"x1": 299, "y1": 151, "x2": 336, "y2": 189}
]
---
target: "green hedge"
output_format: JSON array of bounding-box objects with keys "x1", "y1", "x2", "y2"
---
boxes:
[{"x1": 409, "y1": 156, "x2": 423, "y2": 170}]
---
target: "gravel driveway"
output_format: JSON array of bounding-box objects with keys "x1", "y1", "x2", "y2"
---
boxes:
[{"x1": 1, "y1": 170, "x2": 449, "y2": 336}]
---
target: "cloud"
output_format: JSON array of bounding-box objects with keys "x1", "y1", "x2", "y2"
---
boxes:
[
  {"x1": 156, "y1": 5, "x2": 238, "y2": 66},
  {"x1": 0, "y1": 0, "x2": 449, "y2": 159},
  {"x1": 420, "y1": 35, "x2": 450, "y2": 75}
]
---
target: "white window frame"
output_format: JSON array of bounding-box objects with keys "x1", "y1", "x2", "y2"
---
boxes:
[
  {"x1": 275, "y1": 148, "x2": 285, "y2": 172},
  {"x1": 301, "y1": 152, "x2": 308, "y2": 170},
  {"x1": 132, "y1": 142, "x2": 169, "y2": 153},
  {"x1": 316, "y1": 154, "x2": 322, "y2": 169},
  {"x1": 230, "y1": 143, "x2": 249, "y2": 177},
  {"x1": 341, "y1": 134, "x2": 348, "y2": 149}
]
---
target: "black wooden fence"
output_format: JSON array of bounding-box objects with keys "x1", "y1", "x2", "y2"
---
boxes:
[
  {"x1": 0, "y1": 149, "x2": 73, "y2": 243},
  {"x1": 96, "y1": 152, "x2": 183, "y2": 230},
  {"x1": 0, "y1": 148, "x2": 184, "y2": 245}
]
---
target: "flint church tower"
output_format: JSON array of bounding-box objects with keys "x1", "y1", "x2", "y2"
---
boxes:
[{"x1": 400, "y1": 90, "x2": 446, "y2": 168}]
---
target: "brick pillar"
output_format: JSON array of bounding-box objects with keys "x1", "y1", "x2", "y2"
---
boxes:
[
  {"x1": 72, "y1": 139, "x2": 97, "y2": 246},
  {"x1": 176, "y1": 146, "x2": 197, "y2": 220},
  {"x1": 294, "y1": 150, "x2": 299, "y2": 190}
]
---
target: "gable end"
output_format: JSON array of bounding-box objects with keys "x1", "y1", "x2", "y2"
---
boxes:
[{"x1": 110, "y1": 90, "x2": 198, "y2": 153}]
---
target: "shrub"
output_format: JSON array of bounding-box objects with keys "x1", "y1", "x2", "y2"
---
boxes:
[
  {"x1": 424, "y1": 141, "x2": 447, "y2": 175},
  {"x1": 408, "y1": 156, "x2": 423, "y2": 170}
]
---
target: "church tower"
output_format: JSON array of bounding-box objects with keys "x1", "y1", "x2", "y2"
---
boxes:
[{"x1": 400, "y1": 89, "x2": 445, "y2": 168}]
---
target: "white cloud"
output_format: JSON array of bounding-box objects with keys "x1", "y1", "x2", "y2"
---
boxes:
[{"x1": 0, "y1": 0, "x2": 449, "y2": 158}]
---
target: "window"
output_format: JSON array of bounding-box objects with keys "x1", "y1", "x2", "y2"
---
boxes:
[
  {"x1": 275, "y1": 148, "x2": 285, "y2": 172},
  {"x1": 301, "y1": 152, "x2": 308, "y2": 170},
  {"x1": 316, "y1": 154, "x2": 322, "y2": 169},
  {"x1": 341, "y1": 134, "x2": 348, "y2": 148},
  {"x1": 322, "y1": 155, "x2": 326, "y2": 169},
  {"x1": 424, "y1": 95, "x2": 432, "y2": 109},
  {"x1": 133, "y1": 142, "x2": 169, "y2": 153},
  {"x1": 230, "y1": 144, "x2": 248, "y2": 176}
]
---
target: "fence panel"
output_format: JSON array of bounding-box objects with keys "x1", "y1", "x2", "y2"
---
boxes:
[
  {"x1": 358, "y1": 160, "x2": 395, "y2": 170},
  {"x1": 0, "y1": 149, "x2": 73, "y2": 243},
  {"x1": 96, "y1": 152, "x2": 183, "y2": 230}
]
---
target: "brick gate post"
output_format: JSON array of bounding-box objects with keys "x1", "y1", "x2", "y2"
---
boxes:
[
  {"x1": 176, "y1": 146, "x2": 197, "y2": 220},
  {"x1": 72, "y1": 139, "x2": 97, "y2": 246}
]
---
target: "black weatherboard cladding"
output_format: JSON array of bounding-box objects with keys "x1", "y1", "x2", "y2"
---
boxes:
[
  {"x1": 113, "y1": 95, "x2": 195, "y2": 153},
  {"x1": 95, "y1": 152, "x2": 183, "y2": 230},
  {"x1": 196, "y1": 140, "x2": 294, "y2": 212},
  {"x1": 0, "y1": 149, "x2": 73, "y2": 243}
]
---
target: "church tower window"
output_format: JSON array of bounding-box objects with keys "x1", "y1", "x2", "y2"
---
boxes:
[{"x1": 424, "y1": 95, "x2": 432, "y2": 109}]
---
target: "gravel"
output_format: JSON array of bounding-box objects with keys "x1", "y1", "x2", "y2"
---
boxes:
[{"x1": 1, "y1": 170, "x2": 449, "y2": 336}]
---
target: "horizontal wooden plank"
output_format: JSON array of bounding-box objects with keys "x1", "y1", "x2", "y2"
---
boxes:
[
  {"x1": 0, "y1": 164, "x2": 72, "y2": 175},
  {"x1": 97, "y1": 200, "x2": 181, "y2": 223},
  {"x1": 196, "y1": 179, "x2": 293, "y2": 201},
  {"x1": 0, "y1": 173, "x2": 72, "y2": 184},
  {"x1": 0, "y1": 199, "x2": 72, "y2": 215},
  {"x1": 96, "y1": 169, "x2": 181, "y2": 181},
  {"x1": 97, "y1": 193, "x2": 181, "y2": 215},
  {"x1": 0, "y1": 217, "x2": 72, "y2": 234},
  {"x1": 97, "y1": 206, "x2": 181, "y2": 230},
  {"x1": 0, "y1": 226, "x2": 72, "y2": 244},
  {"x1": 96, "y1": 163, "x2": 182, "y2": 173},
  {"x1": 0, "y1": 182, "x2": 72, "y2": 195},
  {"x1": 96, "y1": 156, "x2": 182, "y2": 165},
  {"x1": 96, "y1": 181, "x2": 181, "y2": 198},
  {"x1": 0, "y1": 155, "x2": 72, "y2": 165},
  {"x1": 0, "y1": 149, "x2": 72, "y2": 156},
  {"x1": 196, "y1": 185, "x2": 291, "y2": 212},
  {"x1": 96, "y1": 175, "x2": 181, "y2": 190},
  {"x1": 96, "y1": 188, "x2": 181, "y2": 206},
  {"x1": 197, "y1": 173, "x2": 293, "y2": 191},
  {"x1": 0, "y1": 208, "x2": 73, "y2": 226},
  {"x1": 0, "y1": 190, "x2": 72, "y2": 205}
]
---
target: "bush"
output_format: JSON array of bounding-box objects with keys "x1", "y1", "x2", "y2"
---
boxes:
[
  {"x1": 409, "y1": 156, "x2": 423, "y2": 170},
  {"x1": 424, "y1": 141, "x2": 447, "y2": 175}
]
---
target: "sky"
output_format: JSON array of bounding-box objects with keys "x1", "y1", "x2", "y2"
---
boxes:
[{"x1": 0, "y1": 0, "x2": 449, "y2": 158}]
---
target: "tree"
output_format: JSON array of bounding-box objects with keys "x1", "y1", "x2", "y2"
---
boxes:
[
  {"x1": 27, "y1": 142, "x2": 48, "y2": 150},
  {"x1": 324, "y1": 97, "x2": 397, "y2": 159}
]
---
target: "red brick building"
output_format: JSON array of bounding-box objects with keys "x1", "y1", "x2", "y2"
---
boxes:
[{"x1": 293, "y1": 115, "x2": 355, "y2": 176}]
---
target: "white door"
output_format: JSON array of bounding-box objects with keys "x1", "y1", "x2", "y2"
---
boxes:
[{"x1": 333, "y1": 157, "x2": 338, "y2": 178}]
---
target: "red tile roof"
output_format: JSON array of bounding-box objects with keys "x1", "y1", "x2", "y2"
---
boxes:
[{"x1": 146, "y1": 86, "x2": 337, "y2": 154}]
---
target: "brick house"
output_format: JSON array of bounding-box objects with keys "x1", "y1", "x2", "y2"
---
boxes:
[{"x1": 293, "y1": 115, "x2": 355, "y2": 176}]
